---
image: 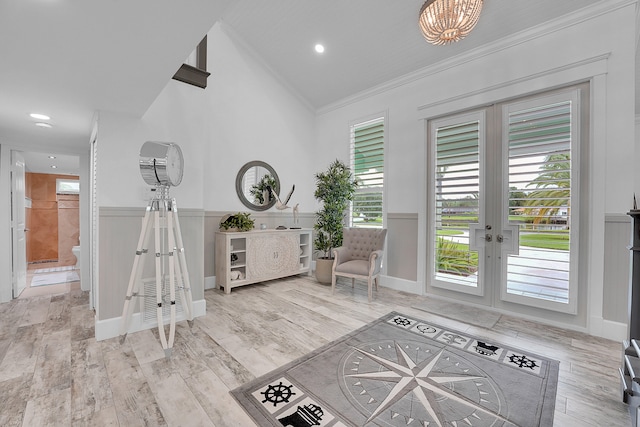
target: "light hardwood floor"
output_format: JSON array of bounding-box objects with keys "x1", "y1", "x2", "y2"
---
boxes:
[{"x1": 0, "y1": 275, "x2": 631, "y2": 426}]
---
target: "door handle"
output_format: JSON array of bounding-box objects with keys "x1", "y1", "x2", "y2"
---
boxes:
[
  {"x1": 483, "y1": 233, "x2": 492, "y2": 242},
  {"x1": 496, "y1": 234, "x2": 504, "y2": 243}
]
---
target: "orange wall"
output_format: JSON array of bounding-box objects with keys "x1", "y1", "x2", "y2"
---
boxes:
[{"x1": 26, "y1": 173, "x2": 79, "y2": 263}]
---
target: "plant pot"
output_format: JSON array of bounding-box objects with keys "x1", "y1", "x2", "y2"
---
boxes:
[
  {"x1": 220, "y1": 227, "x2": 239, "y2": 232},
  {"x1": 315, "y1": 257, "x2": 334, "y2": 284}
]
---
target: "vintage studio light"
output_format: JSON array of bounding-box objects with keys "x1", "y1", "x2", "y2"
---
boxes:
[
  {"x1": 120, "y1": 141, "x2": 193, "y2": 358},
  {"x1": 418, "y1": 0, "x2": 484, "y2": 46}
]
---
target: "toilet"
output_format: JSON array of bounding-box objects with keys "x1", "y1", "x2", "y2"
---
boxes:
[{"x1": 72, "y1": 245, "x2": 81, "y2": 269}]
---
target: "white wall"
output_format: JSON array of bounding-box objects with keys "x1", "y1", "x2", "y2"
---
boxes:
[
  {"x1": 94, "y1": 21, "x2": 318, "y2": 327},
  {"x1": 0, "y1": 144, "x2": 13, "y2": 302},
  {"x1": 204, "y1": 23, "x2": 317, "y2": 213},
  {"x1": 315, "y1": 1, "x2": 636, "y2": 339},
  {"x1": 97, "y1": 22, "x2": 317, "y2": 215}
]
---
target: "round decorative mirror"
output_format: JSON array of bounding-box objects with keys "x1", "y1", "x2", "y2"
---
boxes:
[{"x1": 235, "y1": 161, "x2": 280, "y2": 211}]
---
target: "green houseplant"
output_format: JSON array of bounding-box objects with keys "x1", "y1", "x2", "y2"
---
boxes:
[
  {"x1": 249, "y1": 174, "x2": 278, "y2": 205},
  {"x1": 219, "y1": 212, "x2": 255, "y2": 232},
  {"x1": 313, "y1": 159, "x2": 357, "y2": 283}
]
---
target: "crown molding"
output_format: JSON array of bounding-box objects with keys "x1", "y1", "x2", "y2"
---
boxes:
[
  {"x1": 416, "y1": 53, "x2": 609, "y2": 116},
  {"x1": 317, "y1": 0, "x2": 635, "y2": 115}
]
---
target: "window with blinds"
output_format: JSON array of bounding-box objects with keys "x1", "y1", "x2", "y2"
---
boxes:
[
  {"x1": 434, "y1": 120, "x2": 480, "y2": 287},
  {"x1": 350, "y1": 117, "x2": 384, "y2": 228}
]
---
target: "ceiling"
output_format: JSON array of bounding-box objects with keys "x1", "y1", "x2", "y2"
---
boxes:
[{"x1": 1, "y1": 0, "x2": 632, "y2": 174}]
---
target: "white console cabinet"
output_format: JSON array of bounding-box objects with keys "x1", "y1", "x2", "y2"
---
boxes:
[{"x1": 215, "y1": 228, "x2": 312, "y2": 293}]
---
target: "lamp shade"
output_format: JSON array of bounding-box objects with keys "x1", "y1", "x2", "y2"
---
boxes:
[{"x1": 418, "y1": 0, "x2": 483, "y2": 45}]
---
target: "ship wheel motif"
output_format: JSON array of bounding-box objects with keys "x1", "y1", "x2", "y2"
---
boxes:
[
  {"x1": 338, "y1": 340, "x2": 509, "y2": 426},
  {"x1": 507, "y1": 354, "x2": 539, "y2": 370},
  {"x1": 261, "y1": 381, "x2": 296, "y2": 407}
]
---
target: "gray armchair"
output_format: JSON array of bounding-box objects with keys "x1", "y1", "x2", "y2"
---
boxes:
[{"x1": 331, "y1": 227, "x2": 387, "y2": 302}]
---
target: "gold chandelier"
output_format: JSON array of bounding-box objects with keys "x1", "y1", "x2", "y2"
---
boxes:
[{"x1": 418, "y1": 0, "x2": 484, "y2": 46}]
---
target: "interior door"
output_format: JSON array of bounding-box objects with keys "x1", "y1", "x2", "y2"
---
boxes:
[
  {"x1": 11, "y1": 151, "x2": 27, "y2": 298},
  {"x1": 428, "y1": 87, "x2": 581, "y2": 314}
]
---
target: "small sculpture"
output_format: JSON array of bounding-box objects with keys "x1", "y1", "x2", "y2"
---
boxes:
[
  {"x1": 268, "y1": 184, "x2": 295, "y2": 210},
  {"x1": 293, "y1": 203, "x2": 300, "y2": 224}
]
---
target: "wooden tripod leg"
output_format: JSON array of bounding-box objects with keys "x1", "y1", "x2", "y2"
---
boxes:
[
  {"x1": 165, "y1": 209, "x2": 177, "y2": 358},
  {"x1": 154, "y1": 209, "x2": 169, "y2": 351},
  {"x1": 120, "y1": 205, "x2": 153, "y2": 342},
  {"x1": 171, "y1": 199, "x2": 194, "y2": 323}
]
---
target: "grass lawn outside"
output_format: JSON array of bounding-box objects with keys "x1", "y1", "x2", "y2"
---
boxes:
[
  {"x1": 436, "y1": 229, "x2": 464, "y2": 236},
  {"x1": 519, "y1": 232, "x2": 569, "y2": 250}
]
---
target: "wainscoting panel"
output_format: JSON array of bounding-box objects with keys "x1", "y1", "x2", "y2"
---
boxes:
[
  {"x1": 386, "y1": 213, "x2": 418, "y2": 282},
  {"x1": 603, "y1": 213, "x2": 631, "y2": 324},
  {"x1": 98, "y1": 207, "x2": 204, "y2": 322}
]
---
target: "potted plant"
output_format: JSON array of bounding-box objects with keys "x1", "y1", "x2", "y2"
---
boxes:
[
  {"x1": 219, "y1": 212, "x2": 255, "y2": 232},
  {"x1": 313, "y1": 159, "x2": 357, "y2": 283},
  {"x1": 249, "y1": 174, "x2": 278, "y2": 205}
]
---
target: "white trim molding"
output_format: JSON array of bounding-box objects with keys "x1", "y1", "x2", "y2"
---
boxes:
[
  {"x1": 95, "y1": 298, "x2": 206, "y2": 341},
  {"x1": 379, "y1": 275, "x2": 423, "y2": 296}
]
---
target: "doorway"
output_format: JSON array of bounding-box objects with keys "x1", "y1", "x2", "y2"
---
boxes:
[
  {"x1": 12, "y1": 151, "x2": 82, "y2": 299},
  {"x1": 427, "y1": 85, "x2": 587, "y2": 315}
]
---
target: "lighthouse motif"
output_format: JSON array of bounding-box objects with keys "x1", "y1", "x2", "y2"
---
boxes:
[{"x1": 278, "y1": 403, "x2": 324, "y2": 427}]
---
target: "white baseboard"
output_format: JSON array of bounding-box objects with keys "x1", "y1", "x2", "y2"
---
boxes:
[
  {"x1": 205, "y1": 275, "x2": 216, "y2": 290},
  {"x1": 95, "y1": 298, "x2": 207, "y2": 341},
  {"x1": 380, "y1": 275, "x2": 423, "y2": 295},
  {"x1": 590, "y1": 315, "x2": 628, "y2": 342}
]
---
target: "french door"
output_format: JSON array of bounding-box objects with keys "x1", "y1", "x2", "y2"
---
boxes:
[{"x1": 428, "y1": 87, "x2": 581, "y2": 314}]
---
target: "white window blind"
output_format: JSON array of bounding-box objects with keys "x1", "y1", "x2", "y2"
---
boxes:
[
  {"x1": 350, "y1": 117, "x2": 384, "y2": 228},
  {"x1": 434, "y1": 120, "x2": 480, "y2": 287}
]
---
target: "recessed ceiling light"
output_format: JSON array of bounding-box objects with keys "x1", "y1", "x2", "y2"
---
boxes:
[
  {"x1": 35, "y1": 122, "x2": 52, "y2": 128},
  {"x1": 314, "y1": 44, "x2": 325, "y2": 54},
  {"x1": 50, "y1": 165, "x2": 57, "y2": 169},
  {"x1": 48, "y1": 155, "x2": 56, "y2": 159},
  {"x1": 30, "y1": 113, "x2": 50, "y2": 120}
]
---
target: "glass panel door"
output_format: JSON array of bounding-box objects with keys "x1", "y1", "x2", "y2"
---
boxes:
[
  {"x1": 430, "y1": 111, "x2": 484, "y2": 295},
  {"x1": 499, "y1": 91, "x2": 579, "y2": 313},
  {"x1": 428, "y1": 88, "x2": 581, "y2": 315}
]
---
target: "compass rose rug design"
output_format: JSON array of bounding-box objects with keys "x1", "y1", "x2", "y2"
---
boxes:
[{"x1": 231, "y1": 312, "x2": 559, "y2": 427}]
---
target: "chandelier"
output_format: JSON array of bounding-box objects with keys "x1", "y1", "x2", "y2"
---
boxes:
[{"x1": 418, "y1": 0, "x2": 484, "y2": 46}]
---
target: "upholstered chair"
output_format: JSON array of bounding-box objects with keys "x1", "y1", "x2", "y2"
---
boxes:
[{"x1": 331, "y1": 227, "x2": 387, "y2": 302}]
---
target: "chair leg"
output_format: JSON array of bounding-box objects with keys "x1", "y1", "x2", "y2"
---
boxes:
[
  {"x1": 368, "y1": 276, "x2": 373, "y2": 303},
  {"x1": 351, "y1": 278, "x2": 355, "y2": 288},
  {"x1": 331, "y1": 273, "x2": 336, "y2": 295}
]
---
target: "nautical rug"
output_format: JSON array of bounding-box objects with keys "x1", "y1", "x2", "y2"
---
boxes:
[
  {"x1": 31, "y1": 271, "x2": 80, "y2": 287},
  {"x1": 232, "y1": 311, "x2": 559, "y2": 427}
]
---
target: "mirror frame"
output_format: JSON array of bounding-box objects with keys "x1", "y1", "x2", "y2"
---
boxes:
[{"x1": 235, "y1": 160, "x2": 280, "y2": 211}]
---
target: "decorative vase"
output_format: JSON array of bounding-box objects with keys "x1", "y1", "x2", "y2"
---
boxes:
[{"x1": 315, "y1": 257, "x2": 333, "y2": 284}]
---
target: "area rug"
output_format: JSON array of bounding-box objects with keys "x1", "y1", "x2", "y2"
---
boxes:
[
  {"x1": 412, "y1": 299, "x2": 502, "y2": 329},
  {"x1": 232, "y1": 311, "x2": 559, "y2": 427},
  {"x1": 31, "y1": 271, "x2": 79, "y2": 287}
]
